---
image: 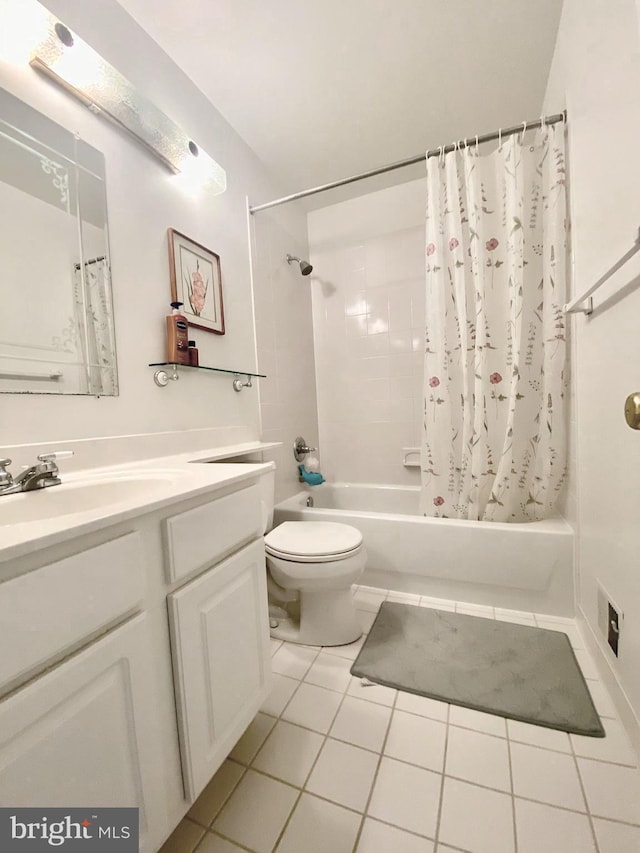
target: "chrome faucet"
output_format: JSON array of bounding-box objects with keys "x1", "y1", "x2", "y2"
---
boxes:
[{"x1": 0, "y1": 451, "x2": 74, "y2": 495}]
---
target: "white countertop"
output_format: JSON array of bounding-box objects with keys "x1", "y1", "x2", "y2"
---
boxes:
[{"x1": 0, "y1": 444, "x2": 276, "y2": 566}]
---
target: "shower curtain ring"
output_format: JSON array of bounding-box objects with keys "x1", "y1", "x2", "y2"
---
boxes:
[
  {"x1": 521, "y1": 121, "x2": 527, "y2": 144},
  {"x1": 498, "y1": 128, "x2": 502, "y2": 149},
  {"x1": 475, "y1": 134, "x2": 479, "y2": 154}
]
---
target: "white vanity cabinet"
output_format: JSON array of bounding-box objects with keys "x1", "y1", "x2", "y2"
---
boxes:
[
  {"x1": 0, "y1": 532, "x2": 170, "y2": 852},
  {"x1": 168, "y1": 538, "x2": 270, "y2": 799},
  {"x1": 0, "y1": 615, "x2": 164, "y2": 852},
  {"x1": 0, "y1": 465, "x2": 273, "y2": 853}
]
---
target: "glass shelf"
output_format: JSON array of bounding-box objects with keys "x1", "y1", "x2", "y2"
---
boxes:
[
  {"x1": 149, "y1": 362, "x2": 266, "y2": 377},
  {"x1": 149, "y1": 362, "x2": 265, "y2": 391}
]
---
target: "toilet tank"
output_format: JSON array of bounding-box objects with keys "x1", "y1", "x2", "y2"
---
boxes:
[{"x1": 258, "y1": 464, "x2": 276, "y2": 533}]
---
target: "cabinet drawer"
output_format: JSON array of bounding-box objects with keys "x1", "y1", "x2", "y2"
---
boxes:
[
  {"x1": 0, "y1": 532, "x2": 145, "y2": 695},
  {"x1": 163, "y1": 484, "x2": 262, "y2": 583}
]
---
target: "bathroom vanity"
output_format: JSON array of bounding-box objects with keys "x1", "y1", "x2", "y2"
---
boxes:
[{"x1": 0, "y1": 452, "x2": 273, "y2": 852}]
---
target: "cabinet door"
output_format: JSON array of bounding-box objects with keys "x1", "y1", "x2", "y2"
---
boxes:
[
  {"x1": 168, "y1": 539, "x2": 271, "y2": 799},
  {"x1": 0, "y1": 615, "x2": 166, "y2": 853}
]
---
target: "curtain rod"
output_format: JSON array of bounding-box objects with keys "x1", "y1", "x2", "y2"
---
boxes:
[{"x1": 249, "y1": 111, "x2": 566, "y2": 214}]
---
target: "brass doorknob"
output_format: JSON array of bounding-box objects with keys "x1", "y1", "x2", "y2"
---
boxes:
[{"x1": 624, "y1": 392, "x2": 640, "y2": 429}]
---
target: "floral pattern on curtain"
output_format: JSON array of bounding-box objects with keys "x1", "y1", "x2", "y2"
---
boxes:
[
  {"x1": 73, "y1": 257, "x2": 118, "y2": 396},
  {"x1": 421, "y1": 124, "x2": 567, "y2": 522}
]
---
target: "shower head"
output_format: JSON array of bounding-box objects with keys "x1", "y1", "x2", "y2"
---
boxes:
[{"x1": 286, "y1": 254, "x2": 313, "y2": 276}]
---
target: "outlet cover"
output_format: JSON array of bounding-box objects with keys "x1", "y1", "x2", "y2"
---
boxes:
[
  {"x1": 607, "y1": 602, "x2": 620, "y2": 657},
  {"x1": 597, "y1": 581, "x2": 623, "y2": 658}
]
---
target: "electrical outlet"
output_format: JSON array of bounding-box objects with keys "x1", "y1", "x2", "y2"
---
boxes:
[{"x1": 607, "y1": 602, "x2": 620, "y2": 657}]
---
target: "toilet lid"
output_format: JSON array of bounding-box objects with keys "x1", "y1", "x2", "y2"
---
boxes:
[{"x1": 265, "y1": 521, "x2": 363, "y2": 559}]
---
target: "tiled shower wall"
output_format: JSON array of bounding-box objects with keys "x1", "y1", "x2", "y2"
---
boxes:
[{"x1": 308, "y1": 180, "x2": 427, "y2": 486}]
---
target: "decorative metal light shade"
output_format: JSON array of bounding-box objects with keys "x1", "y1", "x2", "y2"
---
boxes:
[{"x1": 28, "y1": 12, "x2": 226, "y2": 194}]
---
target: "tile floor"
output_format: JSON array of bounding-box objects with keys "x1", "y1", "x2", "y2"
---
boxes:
[{"x1": 160, "y1": 587, "x2": 640, "y2": 853}]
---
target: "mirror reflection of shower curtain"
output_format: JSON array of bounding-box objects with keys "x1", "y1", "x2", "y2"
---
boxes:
[
  {"x1": 421, "y1": 124, "x2": 567, "y2": 522},
  {"x1": 73, "y1": 258, "x2": 117, "y2": 396}
]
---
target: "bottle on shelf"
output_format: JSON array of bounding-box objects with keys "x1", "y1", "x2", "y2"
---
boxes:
[
  {"x1": 166, "y1": 302, "x2": 190, "y2": 365},
  {"x1": 188, "y1": 340, "x2": 199, "y2": 367}
]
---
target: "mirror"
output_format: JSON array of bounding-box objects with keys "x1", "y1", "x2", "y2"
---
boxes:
[{"x1": 0, "y1": 87, "x2": 118, "y2": 395}]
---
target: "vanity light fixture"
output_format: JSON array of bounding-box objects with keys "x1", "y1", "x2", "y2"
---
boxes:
[{"x1": 27, "y1": 7, "x2": 226, "y2": 194}]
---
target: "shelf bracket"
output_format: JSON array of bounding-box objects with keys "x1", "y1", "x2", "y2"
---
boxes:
[
  {"x1": 154, "y1": 365, "x2": 179, "y2": 387},
  {"x1": 232, "y1": 374, "x2": 253, "y2": 392}
]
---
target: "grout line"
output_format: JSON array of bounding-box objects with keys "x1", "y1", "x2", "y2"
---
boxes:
[
  {"x1": 569, "y1": 724, "x2": 600, "y2": 853},
  {"x1": 188, "y1": 762, "x2": 249, "y2": 830},
  {"x1": 569, "y1": 751, "x2": 638, "y2": 769},
  {"x1": 178, "y1": 816, "x2": 206, "y2": 853},
  {"x1": 239, "y1": 640, "x2": 357, "y2": 851},
  {"x1": 217, "y1": 649, "x2": 322, "y2": 851},
  {"x1": 432, "y1": 702, "x2": 451, "y2": 851},
  {"x1": 269, "y1": 788, "x2": 303, "y2": 853},
  {"x1": 512, "y1": 792, "x2": 640, "y2": 825},
  {"x1": 590, "y1": 814, "x2": 640, "y2": 830},
  {"x1": 506, "y1": 714, "x2": 519, "y2": 853},
  {"x1": 245, "y1": 744, "x2": 633, "y2": 820},
  {"x1": 350, "y1": 680, "x2": 400, "y2": 851},
  {"x1": 570, "y1": 730, "x2": 602, "y2": 853},
  {"x1": 271, "y1": 687, "x2": 627, "y2": 764},
  {"x1": 268, "y1": 710, "x2": 634, "y2": 773},
  {"x1": 353, "y1": 814, "x2": 437, "y2": 846},
  {"x1": 198, "y1": 826, "x2": 255, "y2": 851},
  {"x1": 270, "y1": 643, "x2": 323, "y2": 681},
  {"x1": 268, "y1": 661, "x2": 353, "y2": 853}
]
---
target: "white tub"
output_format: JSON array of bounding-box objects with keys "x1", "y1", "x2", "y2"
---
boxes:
[{"x1": 274, "y1": 483, "x2": 574, "y2": 616}]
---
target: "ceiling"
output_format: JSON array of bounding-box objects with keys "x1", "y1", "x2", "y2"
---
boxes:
[{"x1": 116, "y1": 0, "x2": 564, "y2": 207}]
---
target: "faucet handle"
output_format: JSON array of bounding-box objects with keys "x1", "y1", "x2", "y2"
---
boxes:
[
  {"x1": 36, "y1": 451, "x2": 74, "y2": 474},
  {"x1": 37, "y1": 451, "x2": 74, "y2": 462},
  {"x1": 0, "y1": 458, "x2": 12, "y2": 486},
  {"x1": 293, "y1": 436, "x2": 317, "y2": 462}
]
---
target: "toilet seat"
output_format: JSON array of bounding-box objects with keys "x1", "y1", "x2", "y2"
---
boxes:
[
  {"x1": 264, "y1": 520, "x2": 366, "y2": 646},
  {"x1": 265, "y1": 521, "x2": 363, "y2": 562}
]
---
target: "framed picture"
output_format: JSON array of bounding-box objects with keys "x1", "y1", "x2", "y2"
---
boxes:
[{"x1": 168, "y1": 228, "x2": 225, "y2": 334}]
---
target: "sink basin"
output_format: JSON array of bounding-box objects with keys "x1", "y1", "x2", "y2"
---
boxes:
[{"x1": 0, "y1": 474, "x2": 176, "y2": 526}]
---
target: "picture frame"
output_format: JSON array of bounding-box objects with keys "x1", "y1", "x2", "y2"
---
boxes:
[{"x1": 167, "y1": 228, "x2": 225, "y2": 334}]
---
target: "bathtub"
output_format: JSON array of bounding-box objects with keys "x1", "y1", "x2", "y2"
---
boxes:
[{"x1": 274, "y1": 483, "x2": 574, "y2": 616}]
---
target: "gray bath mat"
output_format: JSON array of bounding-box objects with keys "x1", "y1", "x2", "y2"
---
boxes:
[{"x1": 351, "y1": 602, "x2": 604, "y2": 737}]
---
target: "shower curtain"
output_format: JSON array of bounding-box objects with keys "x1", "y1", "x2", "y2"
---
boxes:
[
  {"x1": 73, "y1": 258, "x2": 117, "y2": 396},
  {"x1": 420, "y1": 123, "x2": 567, "y2": 522}
]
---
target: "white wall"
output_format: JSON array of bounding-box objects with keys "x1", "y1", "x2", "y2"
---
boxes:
[
  {"x1": 307, "y1": 180, "x2": 426, "y2": 485},
  {"x1": 251, "y1": 209, "x2": 319, "y2": 504},
  {"x1": 0, "y1": 0, "x2": 307, "y2": 466},
  {"x1": 544, "y1": 0, "x2": 640, "y2": 722}
]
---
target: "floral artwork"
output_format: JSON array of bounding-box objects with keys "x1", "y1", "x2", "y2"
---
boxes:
[
  {"x1": 421, "y1": 123, "x2": 567, "y2": 523},
  {"x1": 167, "y1": 229, "x2": 225, "y2": 334},
  {"x1": 188, "y1": 264, "x2": 207, "y2": 316}
]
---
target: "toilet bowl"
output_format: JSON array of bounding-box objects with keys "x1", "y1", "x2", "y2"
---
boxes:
[{"x1": 265, "y1": 520, "x2": 366, "y2": 646}]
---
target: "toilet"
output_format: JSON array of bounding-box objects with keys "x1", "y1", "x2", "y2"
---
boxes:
[{"x1": 259, "y1": 467, "x2": 366, "y2": 646}]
